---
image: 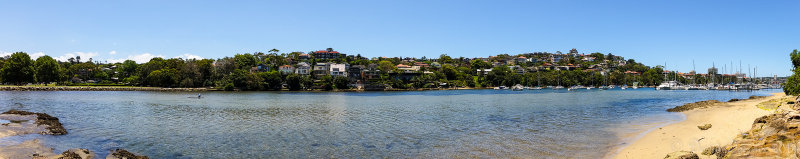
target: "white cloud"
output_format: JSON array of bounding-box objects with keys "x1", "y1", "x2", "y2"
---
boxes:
[
  {"x1": 29, "y1": 52, "x2": 45, "y2": 59},
  {"x1": 54, "y1": 52, "x2": 99, "y2": 62},
  {"x1": 107, "y1": 53, "x2": 164, "y2": 63},
  {"x1": 0, "y1": 51, "x2": 11, "y2": 58},
  {"x1": 175, "y1": 54, "x2": 203, "y2": 60},
  {"x1": 108, "y1": 50, "x2": 117, "y2": 55}
]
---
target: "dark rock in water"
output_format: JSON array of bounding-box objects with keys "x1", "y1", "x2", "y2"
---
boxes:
[
  {"x1": 698, "y1": 124, "x2": 712, "y2": 130},
  {"x1": 107, "y1": 149, "x2": 149, "y2": 159},
  {"x1": 1, "y1": 110, "x2": 67, "y2": 135},
  {"x1": 664, "y1": 151, "x2": 699, "y2": 159},
  {"x1": 59, "y1": 148, "x2": 95, "y2": 159},
  {"x1": 728, "y1": 98, "x2": 741, "y2": 102},
  {"x1": 666, "y1": 100, "x2": 724, "y2": 112}
]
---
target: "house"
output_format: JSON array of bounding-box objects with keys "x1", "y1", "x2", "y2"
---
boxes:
[
  {"x1": 298, "y1": 54, "x2": 311, "y2": 60},
  {"x1": 516, "y1": 56, "x2": 529, "y2": 64},
  {"x1": 413, "y1": 62, "x2": 429, "y2": 67},
  {"x1": 313, "y1": 63, "x2": 330, "y2": 78},
  {"x1": 278, "y1": 65, "x2": 295, "y2": 75},
  {"x1": 329, "y1": 63, "x2": 349, "y2": 77},
  {"x1": 311, "y1": 48, "x2": 346, "y2": 60},
  {"x1": 295, "y1": 62, "x2": 311, "y2": 75},
  {"x1": 430, "y1": 62, "x2": 442, "y2": 68},
  {"x1": 257, "y1": 64, "x2": 270, "y2": 72},
  {"x1": 476, "y1": 69, "x2": 492, "y2": 75},
  {"x1": 349, "y1": 65, "x2": 365, "y2": 82}
]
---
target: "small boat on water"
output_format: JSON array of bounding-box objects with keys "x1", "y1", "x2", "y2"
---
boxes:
[
  {"x1": 512, "y1": 84, "x2": 524, "y2": 91},
  {"x1": 530, "y1": 86, "x2": 543, "y2": 90},
  {"x1": 656, "y1": 81, "x2": 687, "y2": 90},
  {"x1": 553, "y1": 86, "x2": 565, "y2": 90},
  {"x1": 494, "y1": 86, "x2": 508, "y2": 90},
  {"x1": 620, "y1": 85, "x2": 628, "y2": 90}
]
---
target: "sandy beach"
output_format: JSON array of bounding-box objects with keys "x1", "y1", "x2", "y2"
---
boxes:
[{"x1": 613, "y1": 93, "x2": 786, "y2": 159}]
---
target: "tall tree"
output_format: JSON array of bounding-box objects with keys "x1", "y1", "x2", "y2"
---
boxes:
[
  {"x1": 34, "y1": 55, "x2": 63, "y2": 83},
  {"x1": 0, "y1": 52, "x2": 35, "y2": 84}
]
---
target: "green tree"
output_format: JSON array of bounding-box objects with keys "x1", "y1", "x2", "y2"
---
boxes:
[
  {"x1": 378, "y1": 61, "x2": 395, "y2": 73},
  {"x1": 333, "y1": 76, "x2": 350, "y2": 90},
  {"x1": 147, "y1": 68, "x2": 180, "y2": 87},
  {"x1": 785, "y1": 49, "x2": 800, "y2": 95},
  {"x1": 0, "y1": 52, "x2": 35, "y2": 84},
  {"x1": 258, "y1": 71, "x2": 283, "y2": 90},
  {"x1": 34, "y1": 55, "x2": 63, "y2": 83},
  {"x1": 285, "y1": 74, "x2": 303, "y2": 91}
]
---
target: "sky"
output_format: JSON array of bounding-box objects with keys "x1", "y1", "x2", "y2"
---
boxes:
[{"x1": 0, "y1": 0, "x2": 798, "y2": 76}]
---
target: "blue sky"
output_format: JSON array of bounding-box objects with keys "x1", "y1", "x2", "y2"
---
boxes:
[{"x1": 0, "y1": 0, "x2": 798, "y2": 76}]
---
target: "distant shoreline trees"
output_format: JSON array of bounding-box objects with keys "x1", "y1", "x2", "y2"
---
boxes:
[{"x1": 0, "y1": 50, "x2": 752, "y2": 91}]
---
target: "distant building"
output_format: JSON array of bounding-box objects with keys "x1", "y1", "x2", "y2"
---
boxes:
[
  {"x1": 296, "y1": 62, "x2": 311, "y2": 75},
  {"x1": 313, "y1": 63, "x2": 330, "y2": 78},
  {"x1": 330, "y1": 63, "x2": 349, "y2": 77},
  {"x1": 278, "y1": 65, "x2": 295, "y2": 75},
  {"x1": 708, "y1": 67, "x2": 718, "y2": 75},
  {"x1": 311, "y1": 48, "x2": 345, "y2": 60}
]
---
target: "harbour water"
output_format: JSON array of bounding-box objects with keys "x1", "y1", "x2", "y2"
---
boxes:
[{"x1": 0, "y1": 89, "x2": 779, "y2": 158}]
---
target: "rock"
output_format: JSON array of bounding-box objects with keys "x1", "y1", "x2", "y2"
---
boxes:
[
  {"x1": 1, "y1": 110, "x2": 67, "y2": 135},
  {"x1": 106, "y1": 149, "x2": 148, "y2": 159},
  {"x1": 701, "y1": 146, "x2": 727, "y2": 158},
  {"x1": 664, "y1": 151, "x2": 699, "y2": 159},
  {"x1": 59, "y1": 148, "x2": 95, "y2": 159},
  {"x1": 666, "y1": 100, "x2": 725, "y2": 112},
  {"x1": 728, "y1": 98, "x2": 741, "y2": 102},
  {"x1": 698, "y1": 124, "x2": 712, "y2": 130}
]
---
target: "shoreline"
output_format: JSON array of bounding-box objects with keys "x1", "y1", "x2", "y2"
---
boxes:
[
  {"x1": 611, "y1": 92, "x2": 785, "y2": 159},
  {"x1": 0, "y1": 85, "x2": 494, "y2": 92}
]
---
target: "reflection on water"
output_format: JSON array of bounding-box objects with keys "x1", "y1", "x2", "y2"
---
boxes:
[{"x1": 0, "y1": 89, "x2": 779, "y2": 158}]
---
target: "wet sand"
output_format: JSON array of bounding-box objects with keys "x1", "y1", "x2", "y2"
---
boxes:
[{"x1": 612, "y1": 93, "x2": 784, "y2": 159}]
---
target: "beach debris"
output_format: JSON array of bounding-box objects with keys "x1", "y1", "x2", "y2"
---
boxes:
[
  {"x1": 1, "y1": 110, "x2": 67, "y2": 135},
  {"x1": 107, "y1": 149, "x2": 149, "y2": 159},
  {"x1": 664, "y1": 151, "x2": 699, "y2": 159},
  {"x1": 697, "y1": 124, "x2": 712, "y2": 130},
  {"x1": 666, "y1": 100, "x2": 724, "y2": 112},
  {"x1": 58, "y1": 148, "x2": 95, "y2": 159}
]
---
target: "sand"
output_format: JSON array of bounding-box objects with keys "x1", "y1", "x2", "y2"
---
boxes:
[{"x1": 613, "y1": 93, "x2": 785, "y2": 159}]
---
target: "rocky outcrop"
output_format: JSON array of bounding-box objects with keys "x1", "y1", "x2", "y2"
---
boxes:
[
  {"x1": 718, "y1": 96, "x2": 800, "y2": 158},
  {"x1": 1, "y1": 110, "x2": 67, "y2": 135},
  {"x1": 106, "y1": 149, "x2": 149, "y2": 159},
  {"x1": 664, "y1": 151, "x2": 699, "y2": 159},
  {"x1": 666, "y1": 100, "x2": 725, "y2": 112},
  {"x1": 0, "y1": 110, "x2": 147, "y2": 159},
  {"x1": 58, "y1": 148, "x2": 96, "y2": 159}
]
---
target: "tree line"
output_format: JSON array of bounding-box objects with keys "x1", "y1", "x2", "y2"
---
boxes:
[{"x1": 0, "y1": 51, "x2": 743, "y2": 90}]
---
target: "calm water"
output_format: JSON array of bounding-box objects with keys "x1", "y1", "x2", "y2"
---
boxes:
[{"x1": 0, "y1": 89, "x2": 779, "y2": 158}]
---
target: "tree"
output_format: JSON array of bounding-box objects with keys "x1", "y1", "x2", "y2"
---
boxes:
[
  {"x1": 285, "y1": 74, "x2": 303, "y2": 91},
  {"x1": 333, "y1": 76, "x2": 350, "y2": 90},
  {"x1": 34, "y1": 55, "x2": 63, "y2": 83},
  {"x1": 378, "y1": 61, "x2": 395, "y2": 73},
  {"x1": 147, "y1": 68, "x2": 180, "y2": 87},
  {"x1": 234, "y1": 53, "x2": 257, "y2": 69},
  {"x1": 785, "y1": 49, "x2": 800, "y2": 95},
  {"x1": 0, "y1": 52, "x2": 35, "y2": 84},
  {"x1": 439, "y1": 54, "x2": 452, "y2": 64},
  {"x1": 258, "y1": 71, "x2": 283, "y2": 90}
]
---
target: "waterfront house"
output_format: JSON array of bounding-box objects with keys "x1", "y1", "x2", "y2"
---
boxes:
[
  {"x1": 330, "y1": 63, "x2": 349, "y2": 77},
  {"x1": 313, "y1": 63, "x2": 330, "y2": 78},
  {"x1": 349, "y1": 65, "x2": 365, "y2": 82},
  {"x1": 278, "y1": 65, "x2": 295, "y2": 75},
  {"x1": 295, "y1": 62, "x2": 311, "y2": 75}
]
